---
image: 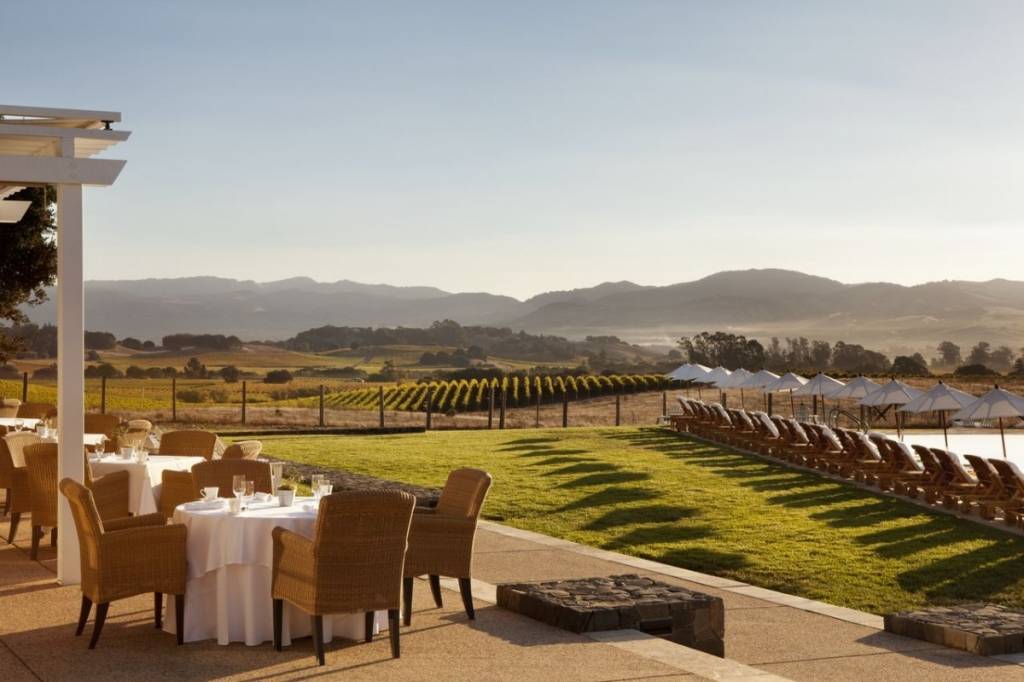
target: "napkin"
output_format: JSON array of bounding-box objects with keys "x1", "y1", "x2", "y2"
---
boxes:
[
  {"x1": 183, "y1": 499, "x2": 224, "y2": 511},
  {"x1": 301, "y1": 502, "x2": 319, "y2": 513},
  {"x1": 254, "y1": 492, "x2": 272, "y2": 502}
]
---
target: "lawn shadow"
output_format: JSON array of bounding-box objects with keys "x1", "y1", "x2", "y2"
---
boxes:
[
  {"x1": 582, "y1": 504, "x2": 700, "y2": 531},
  {"x1": 607, "y1": 523, "x2": 715, "y2": 549},
  {"x1": 558, "y1": 486, "x2": 659, "y2": 512},
  {"x1": 557, "y1": 471, "x2": 650, "y2": 488},
  {"x1": 530, "y1": 456, "x2": 598, "y2": 467},
  {"x1": 542, "y1": 462, "x2": 618, "y2": 477}
]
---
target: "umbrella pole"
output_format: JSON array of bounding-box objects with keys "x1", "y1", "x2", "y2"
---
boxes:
[
  {"x1": 1000, "y1": 417, "x2": 1007, "y2": 459},
  {"x1": 942, "y1": 410, "x2": 948, "y2": 449},
  {"x1": 860, "y1": 404, "x2": 866, "y2": 432},
  {"x1": 790, "y1": 391, "x2": 795, "y2": 417},
  {"x1": 740, "y1": 388, "x2": 745, "y2": 410},
  {"x1": 896, "y1": 409, "x2": 902, "y2": 440}
]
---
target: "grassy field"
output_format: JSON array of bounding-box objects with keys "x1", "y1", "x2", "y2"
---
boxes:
[{"x1": 253, "y1": 426, "x2": 1024, "y2": 615}]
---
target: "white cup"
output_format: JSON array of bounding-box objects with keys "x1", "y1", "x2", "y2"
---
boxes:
[
  {"x1": 120, "y1": 446, "x2": 134, "y2": 459},
  {"x1": 201, "y1": 486, "x2": 220, "y2": 501},
  {"x1": 227, "y1": 498, "x2": 241, "y2": 514},
  {"x1": 277, "y1": 489, "x2": 294, "y2": 507}
]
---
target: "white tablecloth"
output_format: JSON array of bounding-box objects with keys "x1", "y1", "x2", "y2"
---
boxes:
[
  {"x1": 90, "y1": 455, "x2": 205, "y2": 515},
  {"x1": 2, "y1": 430, "x2": 103, "y2": 466},
  {"x1": 167, "y1": 499, "x2": 385, "y2": 646},
  {"x1": 0, "y1": 417, "x2": 40, "y2": 430}
]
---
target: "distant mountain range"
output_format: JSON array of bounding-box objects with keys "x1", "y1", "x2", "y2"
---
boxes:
[{"x1": 23, "y1": 269, "x2": 1024, "y2": 355}]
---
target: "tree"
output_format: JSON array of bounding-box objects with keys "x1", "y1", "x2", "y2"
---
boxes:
[
  {"x1": 182, "y1": 357, "x2": 207, "y2": 378},
  {"x1": 678, "y1": 331, "x2": 764, "y2": 369},
  {"x1": 990, "y1": 346, "x2": 1015, "y2": 373},
  {"x1": 954, "y1": 363, "x2": 999, "y2": 377},
  {"x1": 830, "y1": 341, "x2": 889, "y2": 374},
  {"x1": 810, "y1": 340, "x2": 832, "y2": 370},
  {"x1": 84, "y1": 363, "x2": 123, "y2": 378},
  {"x1": 125, "y1": 365, "x2": 147, "y2": 379},
  {"x1": 219, "y1": 365, "x2": 241, "y2": 383},
  {"x1": 967, "y1": 342, "x2": 992, "y2": 368},
  {"x1": 0, "y1": 187, "x2": 57, "y2": 363},
  {"x1": 891, "y1": 355, "x2": 930, "y2": 376},
  {"x1": 120, "y1": 337, "x2": 144, "y2": 350},
  {"x1": 264, "y1": 369, "x2": 293, "y2": 384},
  {"x1": 933, "y1": 341, "x2": 961, "y2": 368},
  {"x1": 84, "y1": 331, "x2": 117, "y2": 350}
]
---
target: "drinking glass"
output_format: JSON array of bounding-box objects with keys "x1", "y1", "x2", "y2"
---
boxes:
[
  {"x1": 271, "y1": 462, "x2": 284, "y2": 490},
  {"x1": 311, "y1": 474, "x2": 324, "y2": 501},
  {"x1": 13, "y1": 418, "x2": 23, "y2": 432},
  {"x1": 318, "y1": 482, "x2": 333, "y2": 499},
  {"x1": 242, "y1": 480, "x2": 255, "y2": 511},
  {"x1": 232, "y1": 474, "x2": 246, "y2": 507}
]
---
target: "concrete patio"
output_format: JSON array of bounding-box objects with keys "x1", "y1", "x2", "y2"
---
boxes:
[{"x1": 2, "y1": 514, "x2": 1023, "y2": 681}]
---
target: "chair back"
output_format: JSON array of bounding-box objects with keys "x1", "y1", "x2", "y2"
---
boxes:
[
  {"x1": 0, "y1": 437, "x2": 16, "y2": 486},
  {"x1": 4, "y1": 432, "x2": 41, "y2": 467},
  {"x1": 121, "y1": 419, "x2": 152, "y2": 448},
  {"x1": 160, "y1": 430, "x2": 218, "y2": 459},
  {"x1": 221, "y1": 440, "x2": 263, "y2": 460},
  {"x1": 931, "y1": 449, "x2": 976, "y2": 484},
  {"x1": 988, "y1": 458, "x2": 1024, "y2": 496},
  {"x1": 889, "y1": 441, "x2": 923, "y2": 472},
  {"x1": 0, "y1": 398, "x2": 20, "y2": 418},
  {"x1": 435, "y1": 468, "x2": 492, "y2": 519},
  {"x1": 309, "y1": 489, "x2": 416, "y2": 612},
  {"x1": 192, "y1": 459, "x2": 272, "y2": 497},
  {"x1": 964, "y1": 455, "x2": 1002, "y2": 491},
  {"x1": 84, "y1": 413, "x2": 121, "y2": 453},
  {"x1": 16, "y1": 403, "x2": 56, "y2": 420},
  {"x1": 59, "y1": 478, "x2": 105, "y2": 595},
  {"x1": 24, "y1": 443, "x2": 59, "y2": 527}
]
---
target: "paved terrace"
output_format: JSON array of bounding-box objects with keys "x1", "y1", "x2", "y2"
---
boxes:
[{"x1": 2, "y1": 516, "x2": 1024, "y2": 681}]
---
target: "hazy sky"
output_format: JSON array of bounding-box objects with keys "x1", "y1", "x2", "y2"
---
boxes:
[{"x1": 6, "y1": 1, "x2": 1024, "y2": 299}]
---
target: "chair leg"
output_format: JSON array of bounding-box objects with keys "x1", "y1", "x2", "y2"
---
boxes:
[
  {"x1": 388, "y1": 608, "x2": 400, "y2": 659},
  {"x1": 272, "y1": 599, "x2": 283, "y2": 651},
  {"x1": 154, "y1": 593, "x2": 163, "y2": 629},
  {"x1": 402, "y1": 576, "x2": 413, "y2": 626},
  {"x1": 174, "y1": 594, "x2": 184, "y2": 645},
  {"x1": 88, "y1": 603, "x2": 109, "y2": 649},
  {"x1": 7, "y1": 512, "x2": 20, "y2": 543},
  {"x1": 3, "y1": 489, "x2": 9, "y2": 515},
  {"x1": 311, "y1": 615, "x2": 325, "y2": 666},
  {"x1": 428, "y1": 574, "x2": 443, "y2": 608},
  {"x1": 364, "y1": 611, "x2": 374, "y2": 643},
  {"x1": 30, "y1": 525, "x2": 41, "y2": 560},
  {"x1": 458, "y1": 578, "x2": 475, "y2": 620},
  {"x1": 76, "y1": 596, "x2": 92, "y2": 636},
  {"x1": 50, "y1": 527, "x2": 57, "y2": 547}
]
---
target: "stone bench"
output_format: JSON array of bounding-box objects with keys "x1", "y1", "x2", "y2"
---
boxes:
[
  {"x1": 496, "y1": 574, "x2": 725, "y2": 657},
  {"x1": 885, "y1": 603, "x2": 1024, "y2": 656}
]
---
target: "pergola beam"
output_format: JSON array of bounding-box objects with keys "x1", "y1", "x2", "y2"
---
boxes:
[
  {"x1": 0, "y1": 155, "x2": 126, "y2": 186},
  {"x1": 0, "y1": 104, "x2": 121, "y2": 123}
]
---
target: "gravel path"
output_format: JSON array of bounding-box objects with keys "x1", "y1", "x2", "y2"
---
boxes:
[{"x1": 276, "y1": 458, "x2": 440, "y2": 507}]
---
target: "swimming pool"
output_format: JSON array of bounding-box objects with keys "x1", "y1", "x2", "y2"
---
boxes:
[{"x1": 897, "y1": 432, "x2": 1024, "y2": 467}]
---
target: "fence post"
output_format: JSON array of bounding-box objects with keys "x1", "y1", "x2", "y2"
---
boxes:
[
  {"x1": 241, "y1": 381, "x2": 247, "y2": 424},
  {"x1": 319, "y1": 384, "x2": 325, "y2": 427},
  {"x1": 172, "y1": 377, "x2": 177, "y2": 422},
  {"x1": 562, "y1": 392, "x2": 569, "y2": 428},
  {"x1": 488, "y1": 385, "x2": 494, "y2": 429},
  {"x1": 101, "y1": 376, "x2": 107, "y2": 414},
  {"x1": 378, "y1": 386, "x2": 385, "y2": 428},
  {"x1": 662, "y1": 391, "x2": 667, "y2": 417},
  {"x1": 22, "y1": 372, "x2": 28, "y2": 402},
  {"x1": 499, "y1": 387, "x2": 506, "y2": 429},
  {"x1": 426, "y1": 387, "x2": 433, "y2": 429},
  {"x1": 615, "y1": 394, "x2": 621, "y2": 426},
  {"x1": 767, "y1": 393, "x2": 773, "y2": 415}
]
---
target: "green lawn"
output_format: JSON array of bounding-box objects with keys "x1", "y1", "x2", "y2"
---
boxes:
[{"x1": 253, "y1": 426, "x2": 1024, "y2": 615}]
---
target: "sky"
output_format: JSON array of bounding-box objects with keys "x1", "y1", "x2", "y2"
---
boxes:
[{"x1": 5, "y1": 1, "x2": 1024, "y2": 300}]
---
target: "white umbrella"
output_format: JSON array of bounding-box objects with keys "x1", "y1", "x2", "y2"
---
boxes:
[
  {"x1": 679, "y1": 363, "x2": 711, "y2": 398},
  {"x1": 717, "y1": 368, "x2": 753, "y2": 408},
  {"x1": 951, "y1": 386, "x2": 1024, "y2": 458},
  {"x1": 793, "y1": 372, "x2": 845, "y2": 419},
  {"x1": 828, "y1": 376, "x2": 882, "y2": 431},
  {"x1": 740, "y1": 369, "x2": 780, "y2": 389},
  {"x1": 665, "y1": 364, "x2": 693, "y2": 381},
  {"x1": 860, "y1": 379, "x2": 922, "y2": 439},
  {"x1": 764, "y1": 372, "x2": 808, "y2": 416},
  {"x1": 700, "y1": 366, "x2": 732, "y2": 385},
  {"x1": 899, "y1": 381, "x2": 975, "y2": 448}
]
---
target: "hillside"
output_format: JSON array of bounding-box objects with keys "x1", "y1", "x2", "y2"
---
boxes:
[{"x1": 22, "y1": 269, "x2": 1024, "y2": 354}]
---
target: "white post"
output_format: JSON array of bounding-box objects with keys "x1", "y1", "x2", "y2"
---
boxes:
[{"x1": 56, "y1": 181, "x2": 85, "y2": 585}]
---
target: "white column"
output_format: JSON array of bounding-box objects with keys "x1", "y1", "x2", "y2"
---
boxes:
[{"x1": 56, "y1": 182, "x2": 84, "y2": 585}]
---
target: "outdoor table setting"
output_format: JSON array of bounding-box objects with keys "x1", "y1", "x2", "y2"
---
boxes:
[
  {"x1": 89, "y1": 451, "x2": 206, "y2": 515},
  {"x1": 163, "y1": 476, "x2": 378, "y2": 646},
  {"x1": 0, "y1": 417, "x2": 40, "y2": 431}
]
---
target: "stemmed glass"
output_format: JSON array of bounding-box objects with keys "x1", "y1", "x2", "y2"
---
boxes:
[
  {"x1": 232, "y1": 474, "x2": 246, "y2": 510},
  {"x1": 12, "y1": 418, "x2": 23, "y2": 433},
  {"x1": 311, "y1": 474, "x2": 324, "y2": 502},
  {"x1": 318, "y1": 481, "x2": 333, "y2": 499},
  {"x1": 242, "y1": 480, "x2": 255, "y2": 511}
]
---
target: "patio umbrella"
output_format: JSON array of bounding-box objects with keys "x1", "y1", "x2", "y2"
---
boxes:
[
  {"x1": 764, "y1": 372, "x2": 809, "y2": 416},
  {"x1": 740, "y1": 369, "x2": 780, "y2": 411},
  {"x1": 951, "y1": 386, "x2": 1024, "y2": 458},
  {"x1": 701, "y1": 366, "x2": 733, "y2": 404},
  {"x1": 860, "y1": 379, "x2": 922, "y2": 439},
  {"x1": 828, "y1": 376, "x2": 882, "y2": 431},
  {"x1": 717, "y1": 368, "x2": 753, "y2": 409},
  {"x1": 680, "y1": 364, "x2": 712, "y2": 398},
  {"x1": 665, "y1": 364, "x2": 693, "y2": 381},
  {"x1": 899, "y1": 381, "x2": 975, "y2": 449},
  {"x1": 793, "y1": 372, "x2": 845, "y2": 420}
]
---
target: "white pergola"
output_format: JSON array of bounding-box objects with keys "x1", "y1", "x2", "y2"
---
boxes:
[{"x1": 0, "y1": 104, "x2": 129, "y2": 584}]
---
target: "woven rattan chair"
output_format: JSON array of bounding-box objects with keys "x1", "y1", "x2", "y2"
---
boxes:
[
  {"x1": 159, "y1": 430, "x2": 218, "y2": 460},
  {"x1": 0, "y1": 398, "x2": 20, "y2": 418},
  {"x1": 121, "y1": 419, "x2": 152, "y2": 449},
  {"x1": 160, "y1": 470, "x2": 198, "y2": 519},
  {"x1": 402, "y1": 468, "x2": 492, "y2": 626},
  {"x1": 220, "y1": 440, "x2": 263, "y2": 460},
  {"x1": 24, "y1": 443, "x2": 58, "y2": 560},
  {"x1": 84, "y1": 414, "x2": 120, "y2": 453},
  {"x1": 16, "y1": 402, "x2": 56, "y2": 420},
  {"x1": 2, "y1": 432, "x2": 40, "y2": 539},
  {"x1": 192, "y1": 459, "x2": 272, "y2": 497},
  {"x1": 272, "y1": 489, "x2": 415, "y2": 665},
  {"x1": 84, "y1": 454, "x2": 131, "y2": 522},
  {"x1": 60, "y1": 478, "x2": 187, "y2": 648}
]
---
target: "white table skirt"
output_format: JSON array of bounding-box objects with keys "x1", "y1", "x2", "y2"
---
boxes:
[
  {"x1": 90, "y1": 455, "x2": 205, "y2": 515},
  {"x1": 167, "y1": 499, "x2": 385, "y2": 646},
  {"x1": 0, "y1": 417, "x2": 40, "y2": 430}
]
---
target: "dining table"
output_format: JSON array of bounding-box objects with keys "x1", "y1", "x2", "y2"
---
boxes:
[
  {"x1": 3, "y1": 430, "x2": 106, "y2": 464},
  {"x1": 0, "y1": 417, "x2": 40, "y2": 431},
  {"x1": 90, "y1": 454, "x2": 206, "y2": 515},
  {"x1": 166, "y1": 497, "x2": 385, "y2": 646}
]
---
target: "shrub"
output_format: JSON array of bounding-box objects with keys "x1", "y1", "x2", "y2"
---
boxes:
[
  {"x1": 0, "y1": 364, "x2": 20, "y2": 379},
  {"x1": 176, "y1": 389, "x2": 206, "y2": 403},
  {"x1": 125, "y1": 365, "x2": 147, "y2": 379},
  {"x1": 33, "y1": 364, "x2": 58, "y2": 379},
  {"x1": 953, "y1": 363, "x2": 1000, "y2": 377},
  {"x1": 220, "y1": 365, "x2": 241, "y2": 383},
  {"x1": 84, "y1": 363, "x2": 123, "y2": 378},
  {"x1": 265, "y1": 369, "x2": 293, "y2": 384}
]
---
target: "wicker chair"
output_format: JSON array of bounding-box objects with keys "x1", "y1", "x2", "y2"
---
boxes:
[
  {"x1": 192, "y1": 459, "x2": 272, "y2": 497},
  {"x1": 2, "y1": 432, "x2": 40, "y2": 539},
  {"x1": 160, "y1": 470, "x2": 197, "y2": 519},
  {"x1": 16, "y1": 402, "x2": 56, "y2": 420},
  {"x1": 402, "y1": 468, "x2": 492, "y2": 626},
  {"x1": 0, "y1": 398, "x2": 20, "y2": 418},
  {"x1": 159, "y1": 430, "x2": 218, "y2": 460},
  {"x1": 23, "y1": 443, "x2": 59, "y2": 560},
  {"x1": 84, "y1": 414, "x2": 121, "y2": 453},
  {"x1": 60, "y1": 478, "x2": 187, "y2": 649},
  {"x1": 220, "y1": 440, "x2": 263, "y2": 460},
  {"x1": 272, "y1": 489, "x2": 415, "y2": 665},
  {"x1": 84, "y1": 454, "x2": 131, "y2": 523}
]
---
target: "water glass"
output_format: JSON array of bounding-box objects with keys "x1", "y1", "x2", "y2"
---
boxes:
[
  {"x1": 13, "y1": 418, "x2": 23, "y2": 432},
  {"x1": 232, "y1": 475, "x2": 246, "y2": 505},
  {"x1": 271, "y1": 462, "x2": 284, "y2": 490},
  {"x1": 242, "y1": 480, "x2": 255, "y2": 510},
  {"x1": 311, "y1": 474, "x2": 324, "y2": 500},
  {"x1": 318, "y1": 482, "x2": 333, "y2": 499}
]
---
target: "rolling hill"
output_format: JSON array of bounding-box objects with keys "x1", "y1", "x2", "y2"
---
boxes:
[{"x1": 22, "y1": 269, "x2": 1024, "y2": 355}]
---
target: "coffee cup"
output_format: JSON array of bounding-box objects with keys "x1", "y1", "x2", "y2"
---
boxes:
[
  {"x1": 201, "y1": 486, "x2": 219, "y2": 501},
  {"x1": 120, "y1": 446, "x2": 134, "y2": 459}
]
